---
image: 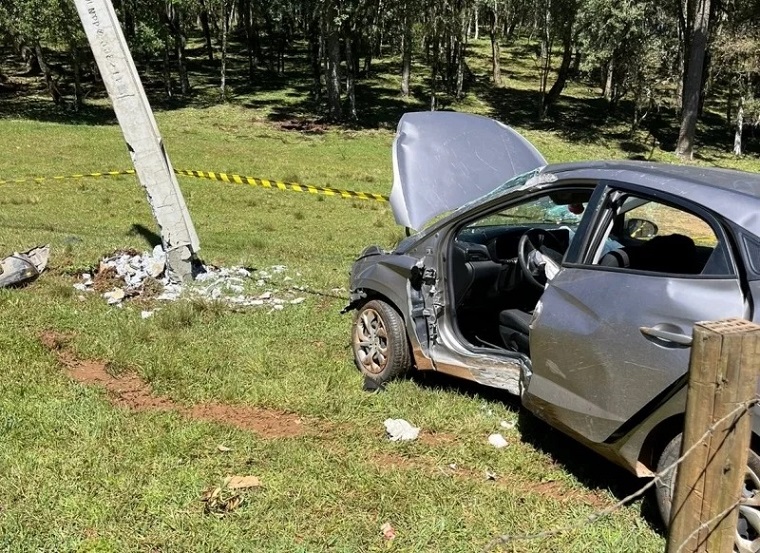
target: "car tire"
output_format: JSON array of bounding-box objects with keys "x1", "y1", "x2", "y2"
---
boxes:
[
  {"x1": 655, "y1": 433, "x2": 760, "y2": 547},
  {"x1": 352, "y1": 299, "x2": 412, "y2": 384}
]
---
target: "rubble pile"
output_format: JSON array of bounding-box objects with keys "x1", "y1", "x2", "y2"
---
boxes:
[{"x1": 74, "y1": 246, "x2": 306, "y2": 311}]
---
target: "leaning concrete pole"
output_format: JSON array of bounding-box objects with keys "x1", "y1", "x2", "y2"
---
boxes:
[{"x1": 73, "y1": 0, "x2": 200, "y2": 281}]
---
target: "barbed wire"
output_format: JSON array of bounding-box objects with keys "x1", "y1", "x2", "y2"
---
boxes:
[
  {"x1": 673, "y1": 496, "x2": 744, "y2": 553},
  {"x1": 482, "y1": 395, "x2": 760, "y2": 552}
]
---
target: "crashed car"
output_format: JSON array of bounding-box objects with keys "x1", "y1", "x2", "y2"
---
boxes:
[{"x1": 344, "y1": 111, "x2": 760, "y2": 548}]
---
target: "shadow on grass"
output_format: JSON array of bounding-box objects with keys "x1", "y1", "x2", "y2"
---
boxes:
[{"x1": 411, "y1": 369, "x2": 664, "y2": 534}]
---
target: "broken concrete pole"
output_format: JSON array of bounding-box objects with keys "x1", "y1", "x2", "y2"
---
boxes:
[{"x1": 72, "y1": 0, "x2": 200, "y2": 281}]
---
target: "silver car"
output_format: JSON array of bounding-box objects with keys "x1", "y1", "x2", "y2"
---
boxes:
[{"x1": 344, "y1": 112, "x2": 760, "y2": 549}]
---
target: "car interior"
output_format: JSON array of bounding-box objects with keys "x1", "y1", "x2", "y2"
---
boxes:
[{"x1": 448, "y1": 189, "x2": 724, "y2": 356}]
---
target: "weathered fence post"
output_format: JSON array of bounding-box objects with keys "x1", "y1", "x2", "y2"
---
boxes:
[{"x1": 666, "y1": 318, "x2": 760, "y2": 553}]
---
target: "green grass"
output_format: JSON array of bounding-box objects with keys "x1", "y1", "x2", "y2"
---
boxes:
[{"x1": 1, "y1": 37, "x2": 758, "y2": 552}]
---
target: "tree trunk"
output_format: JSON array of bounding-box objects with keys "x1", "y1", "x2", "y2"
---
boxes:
[
  {"x1": 34, "y1": 43, "x2": 61, "y2": 105},
  {"x1": 220, "y1": 0, "x2": 229, "y2": 101},
  {"x1": 162, "y1": 38, "x2": 172, "y2": 98},
  {"x1": 733, "y1": 95, "x2": 743, "y2": 156},
  {"x1": 537, "y1": 9, "x2": 551, "y2": 118},
  {"x1": 430, "y1": 33, "x2": 440, "y2": 110},
  {"x1": 173, "y1": 7, "x2": 190, "y2": 94},
  {"x1": 71, "y1": 45, "x2": 83, "y2": 111},
  {"x1": 676, "y1": 0, "x2": 710, "y2": 159},
  {"x1": 325, "y1": 3, "x2": 342, "y2": 121},
  {"x1": 490, "y1": 2, "x2": 501, "y2": 85},
  {"x1": 241, "y1": 0, "x2": 255, "y2": 80},
  {"x1": 199, "y1": 0, "x2": 214, "y2": 61},
  {"x1": 401, "y1": 10, "x2": 413, "y2": 97},
  {"x1": 345, "y1": 33, "x2": 357, "y2": 121},
  {"x1": 474, "y1": 5, "x2": 479, "y2": 40},
  {"x1": 308, "y1": 14, "x2": 322, "y2": 101},
  {"x1": 455, "y1": 11, "x2": 466, "y2": 99},
  {"x1": 542, "y1": 30, "x2": 573, "y2": 116},
  {"x1": 603, "y1": 58, "x2": 613, "y2": 100}
]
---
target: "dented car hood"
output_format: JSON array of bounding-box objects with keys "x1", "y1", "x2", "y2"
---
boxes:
[{"x1": 390, "y1": 111, "x2": 547, "y2": 230}]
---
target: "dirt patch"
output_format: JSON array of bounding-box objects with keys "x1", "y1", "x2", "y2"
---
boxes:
[
  {"x1": 529, "y1": 479, "x2": 610, "y2": 510},
  {"x1": 419, "y1": 430, "x2": 457, "y2": 447},
  {"x1": 275, "y1": 118, "x2": 328, "y2": 134},
  {"x1": 41, "y1": 330, "x2": 308, "y2": 439},
  {"x1": 367, "y1": 440, "x2": 612, "y2": 510}
]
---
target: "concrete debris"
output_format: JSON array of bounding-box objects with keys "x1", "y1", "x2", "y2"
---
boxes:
[
  {"x1": 73, "y1": 247, "x2": 307, "y2": 311},
  {"x1": 384, "y1": 418, "x2": 420, "y2": 442},
  {"x1": 488, "y1": 433, "x2": 509, "y2": 449},
  {"x1": 103, "y1": 288, "x2": 126, "y2": 305},
  {"x1": 0, "y1": 245, "x2": 50, "y2": 288},
  {"x1": 500, "y1": 420, "x2": 517, "y2": 430}
]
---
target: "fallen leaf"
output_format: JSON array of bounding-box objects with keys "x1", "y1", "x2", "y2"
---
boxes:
[
  {"x1": 380, "y1": 522, "x2": 396, "y2": 541},
  {"x1": 224, "y1": 475, "x2": 262, "y2": 489},
  {"x1": 217, "y1": 444, "x2": 232, "y2": 452},
  {"x1": 200, "y1": 486, "x2": 245, "y2": 515}
]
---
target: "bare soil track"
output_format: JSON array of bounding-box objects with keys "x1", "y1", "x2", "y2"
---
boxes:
[
  {"x1": 40, "y1": 330, "x2": 309, "y2": 439},
  {"x1": 40, "y1": 329, "x2": 614, "y2": 510}
]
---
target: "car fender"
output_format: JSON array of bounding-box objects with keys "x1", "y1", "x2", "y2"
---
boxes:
[{"x1": 345, "y1": 253, "x2": 431, "y2": 361}]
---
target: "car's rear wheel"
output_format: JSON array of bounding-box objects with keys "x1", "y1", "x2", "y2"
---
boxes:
[
  {"x1": 352, "y1": 299, "x2": 411, "y2": 383},
  {"x1": 655, "y1": 434, "x2": 760, "y2": 552}
]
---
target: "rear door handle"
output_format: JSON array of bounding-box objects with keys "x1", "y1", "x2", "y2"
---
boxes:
[{"x1": 640, "y1": 326, "x2": 693, "y2": 346}]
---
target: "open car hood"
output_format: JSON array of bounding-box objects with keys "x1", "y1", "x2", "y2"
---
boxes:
[{"x1": 390, "y1": 112, "x2": 547, "y2": 230}]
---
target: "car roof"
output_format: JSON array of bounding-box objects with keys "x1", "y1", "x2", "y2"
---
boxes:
[{"x1": 541, "y1": 160, "x2": 760, "y2": 237}]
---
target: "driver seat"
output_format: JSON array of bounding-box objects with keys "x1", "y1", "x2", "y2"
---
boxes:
[{"x1": 499, "y1": 309, "x2": 532, "y2": 354}]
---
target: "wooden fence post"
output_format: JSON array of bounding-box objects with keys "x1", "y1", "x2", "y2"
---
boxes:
[{"x1": 666, "y1": 318, "x2": 760, "y2": 553}]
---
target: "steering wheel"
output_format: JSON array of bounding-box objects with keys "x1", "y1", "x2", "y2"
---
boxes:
[{"x1": 518, "y1": 229, "x2": 564, "y2": 289}]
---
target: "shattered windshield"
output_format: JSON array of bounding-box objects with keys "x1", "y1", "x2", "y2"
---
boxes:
[{"x1": 469, "y1": 188, "x2": 587, "y2": 228}]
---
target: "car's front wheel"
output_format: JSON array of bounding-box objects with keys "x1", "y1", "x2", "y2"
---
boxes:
[
  {"x1": 352, "y1": 299, "x2": 411, "y2": 383},
  {"x1": 655, "y1": 434, "x2": 760, "y2": 552}
]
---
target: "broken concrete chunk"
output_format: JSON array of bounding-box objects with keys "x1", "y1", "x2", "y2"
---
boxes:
[
  {"x1": 488, "y1": 433, "x2": 508, "y2": 449},
  {"x1": 79, "y1": 250, "x2": 308, "y2": 312},
  {"x1": 103, "y1": 288, "x2": 126, "y2": 305},
  {"x1": 384, "y1": 418, "x2": 420, "y2": 441}
]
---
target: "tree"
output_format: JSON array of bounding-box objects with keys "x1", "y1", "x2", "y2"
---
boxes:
[
  {"x1": 676, "y1": 0, "x2": 711, "y2": 159},
  {"x1": 713, "y1": 11, "x2": 760, "y2": 155},
  {"x1": 536, "y1": 0, "x2": 579, "y2": 118}
]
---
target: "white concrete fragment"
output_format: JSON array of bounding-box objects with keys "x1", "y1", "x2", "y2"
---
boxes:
[
  {"x1": 103, "y1": 288, "x2": 126, "y2": 304},
  {"x1": 384, "y1": 419, "x2": 420, "y2": 442},
  {"x1": 141, "y1": 310, "x2": 154, "y2": 319},
  {"x1": 500, "y1": 420, "x2": 516, "y2": 430},
  {"x1": 488, "y1": 434, "x2": 508, "y2": 449}
]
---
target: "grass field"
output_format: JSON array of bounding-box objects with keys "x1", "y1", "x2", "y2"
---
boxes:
[{"x1": 1, "y1": 37, "x2": 759, "y2": 552}]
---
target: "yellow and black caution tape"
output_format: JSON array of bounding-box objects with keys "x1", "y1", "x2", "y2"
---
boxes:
[
  {"x1": 0, "y1": 168, "x2": 389, "y2": 203},
  {"x1": 175, "y1": 169, "x2": 388, "y2": 202},
  {"x1": 0, "y1": 169, "x2": 135, "y2": 185}
]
